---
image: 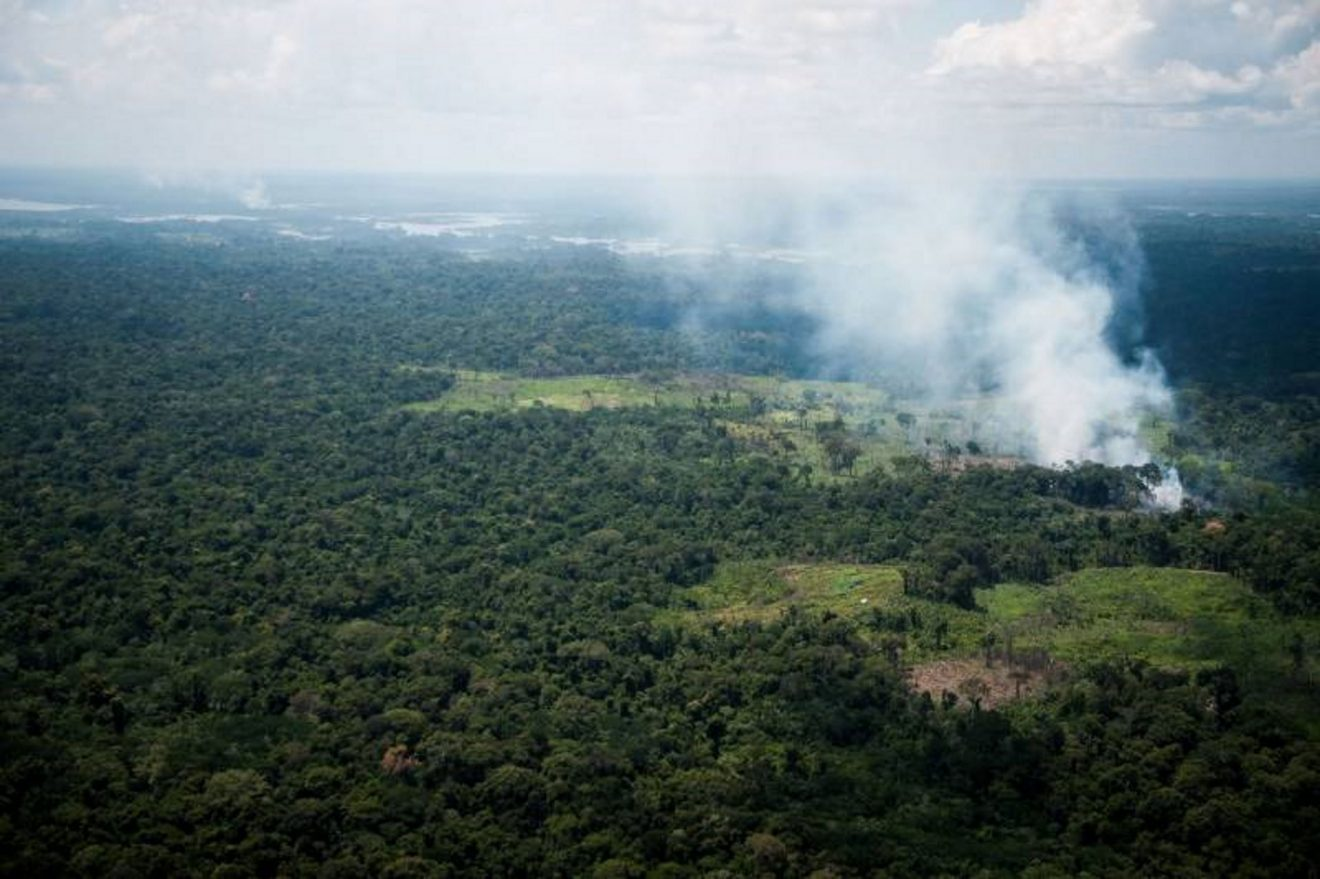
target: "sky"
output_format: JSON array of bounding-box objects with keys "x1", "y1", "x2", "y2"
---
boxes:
[{"x1": 0, "y1": 0, "x2": 1317, "y2": 178}]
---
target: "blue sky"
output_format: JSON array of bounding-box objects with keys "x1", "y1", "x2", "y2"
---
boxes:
[{"x1": 0, "y1": 0, "x2": 1316, "y2": 178}]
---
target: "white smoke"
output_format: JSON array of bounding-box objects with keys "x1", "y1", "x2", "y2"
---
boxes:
[
  {"x1": 1151, "y1": 467, "x2": 1186, "y2": 510},
  {"x1": 101, "y1": 3, "x2": 1184, "y2": 491},
  {"x1": 238, "y1": 181, "x2": 272, "y2": 210},
  {"x1": 798, "y1": 183, "x2": 1174, "y2": 468},
  {"x1": 140, "y1": 169, "x2": 273, "y2": 210},
  {"x1": 646, "y1": 177, "x2": 1180, "y2": 492}
]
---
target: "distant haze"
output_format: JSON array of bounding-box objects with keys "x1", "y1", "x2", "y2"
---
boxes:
[
  {"x1": 0, "y1": 1, "x2": 1316, "y2": 179},
  {"x1": 3, "y1": 0, "x2": 1312, "y2": 498}
]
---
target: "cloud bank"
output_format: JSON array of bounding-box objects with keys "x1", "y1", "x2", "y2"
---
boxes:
[
  {"x1": 0, "y1": 0, "x2": 1314, "y2": 176},
  {"x1": 930, "y1": 0, "x2": 1320, "y2": 127}
]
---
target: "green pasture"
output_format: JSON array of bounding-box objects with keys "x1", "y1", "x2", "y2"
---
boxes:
[
  {"x1": 977, "y1": 567, "x2": 1320, "y2": 679},
  {"x1": 400, "y1": 369, "x2": 897, "y2": 415},
  {"x1": 662, "y1": 561, "x2": 906, "y2": 626},
  {"x1": 400, "y1": 369, "x2": 1025, "y2": 477},
  {"x1": 661, "y1": 561, "x2": 985, "y2": 660},
  {"x1": 401, "y1": 370, "x2": 674, "y2": 412},
  {"x1": 667, "y1": 562, "x2": 1320, "y2": 689}
]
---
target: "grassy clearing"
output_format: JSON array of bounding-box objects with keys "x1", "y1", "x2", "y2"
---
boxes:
[
  {"x1": 661, "y1": 561, "x2": 985, "y2": 660},
  {"x1": 977, "y1": 567, "x2": 1320, "y2": 679},
  {"x1": 715, "y1": 418, "x2": 910, "y2": 480},
  {"x1": 402, "y1": 372, "x2": 674, "y2": 412},
  {"x1": 400, "y1": 369, "x2": 1027, "y2": 478},
  {"x1": 400, "y1": 370, "x2": 900, "y2": 415},
  {"x1": 667, "y1": 562, "x2": 1319, "y2": 712},
  {"x1": 661, "y1": 561, "x2": 905, "y2": 626}
]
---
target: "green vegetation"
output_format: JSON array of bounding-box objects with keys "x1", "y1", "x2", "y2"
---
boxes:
[
  {"x1": 405, "y1": 369, "x2": 1014, "y2": 479},
  {"x1": 663, "y1": 561, "x2": 906, "y2": 626},
  {"x1": 402, "y1": 370, "x2": 667, "y2": 412},
  {"x1": 1, "y1": 225, "x2": 1318, "y2": 877},
  {"x1": 981, "y1": 568, "x2": 1305, "y2": 667},
  {"x1": 670, "y1": 563, "x2": 1319, "y2": 694}
]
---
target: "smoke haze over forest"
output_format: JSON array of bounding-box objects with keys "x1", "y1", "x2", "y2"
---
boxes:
[{"x1": 5, "y1": 5, "x2": 1320, "y2": 877}]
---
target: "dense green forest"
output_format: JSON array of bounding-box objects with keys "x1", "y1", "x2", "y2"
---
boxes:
[{"x1": 2, "y1": 221, "x2": 1319, "y2": 878}]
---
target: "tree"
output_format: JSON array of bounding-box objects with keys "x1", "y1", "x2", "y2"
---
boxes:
[{"x1": 822, "y1": 434, "x2": 862, "y2": 475}]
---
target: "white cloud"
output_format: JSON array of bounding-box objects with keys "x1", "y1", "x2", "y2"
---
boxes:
[
  {"x1": 0, "y1": 0, "x2": 1314, "y2": 175},
  {"x1": 929, "y1": 0, "x2": 1154, "y2": 73},
  {"x1": 1278, "y1": 39, "x2": 1320, "y2": 107},
  {"x1": 1, "y1": 1, "x2": 907, "y2": 116},
  {"x1": 929, "y1": 0, "x2": 1320, "y2": 130}
]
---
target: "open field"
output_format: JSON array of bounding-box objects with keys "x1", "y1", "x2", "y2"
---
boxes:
[
  {"x1": 661, "y1": 561, "x2": 907, "y2": 626},
  {"x1": 400, "y1": 369, "x2": 898, "y2": 415},
  {"x1": 666, "y1": 562, "x2": 1320, "y2": 711},
  {"x1": 400, "y1": 369, "x2": 673, "y2": 411},
  {"x1": 909, "y1": 658, "x2": 1060, "y2": 709},
  {"x1": 401, "y1": 369, "x2": 1029, "y2": 476},
  {"x1": 977, "y1": 567, "x2": 1320, "y2": 679},
  {"x1": 660, "y1": 562, "x2": 986, "y2": 660}
]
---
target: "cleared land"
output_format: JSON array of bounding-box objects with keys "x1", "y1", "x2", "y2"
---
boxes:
[
  {"x1": 661, "y1": 561, "x2": 907, "y2": 626},
  {"x1": 401, "y1": 369, "x2": 1026, "y2": 476},
  {"x1": 909, "y1": 659, "x2": 1058, "y2": 710},
  {"x1": 666, "y1": 562, "x2": 1319, "y2": 711},
  {"x1": 400, "y1": 369, "x2": 896, "y2": 415}
]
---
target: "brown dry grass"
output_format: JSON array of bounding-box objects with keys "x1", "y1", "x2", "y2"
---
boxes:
[{"x1": 908, "y1": 657, "x2": 1058, "y2": 709}]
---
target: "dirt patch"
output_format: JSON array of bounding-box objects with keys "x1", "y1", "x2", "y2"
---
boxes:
[
  {"x1": 908, "y1": 658, "x2": 1058, "y2": 709},
  {"x1": 942, "y1": 455, "x2": 1021, "y2": 474}
]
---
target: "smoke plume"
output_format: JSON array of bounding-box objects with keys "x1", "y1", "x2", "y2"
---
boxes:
[
  {"x1": 800, "y1": 182, "x2": 1173, "y2": 467},
  {"x1": 650, "y1": 178, "x2": 1176, "y2": 478}
]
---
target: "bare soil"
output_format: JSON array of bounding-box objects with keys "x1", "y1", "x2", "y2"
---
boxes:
[{"x1": 908, "y1": 657, "x2": 1058, "y2": 709}]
